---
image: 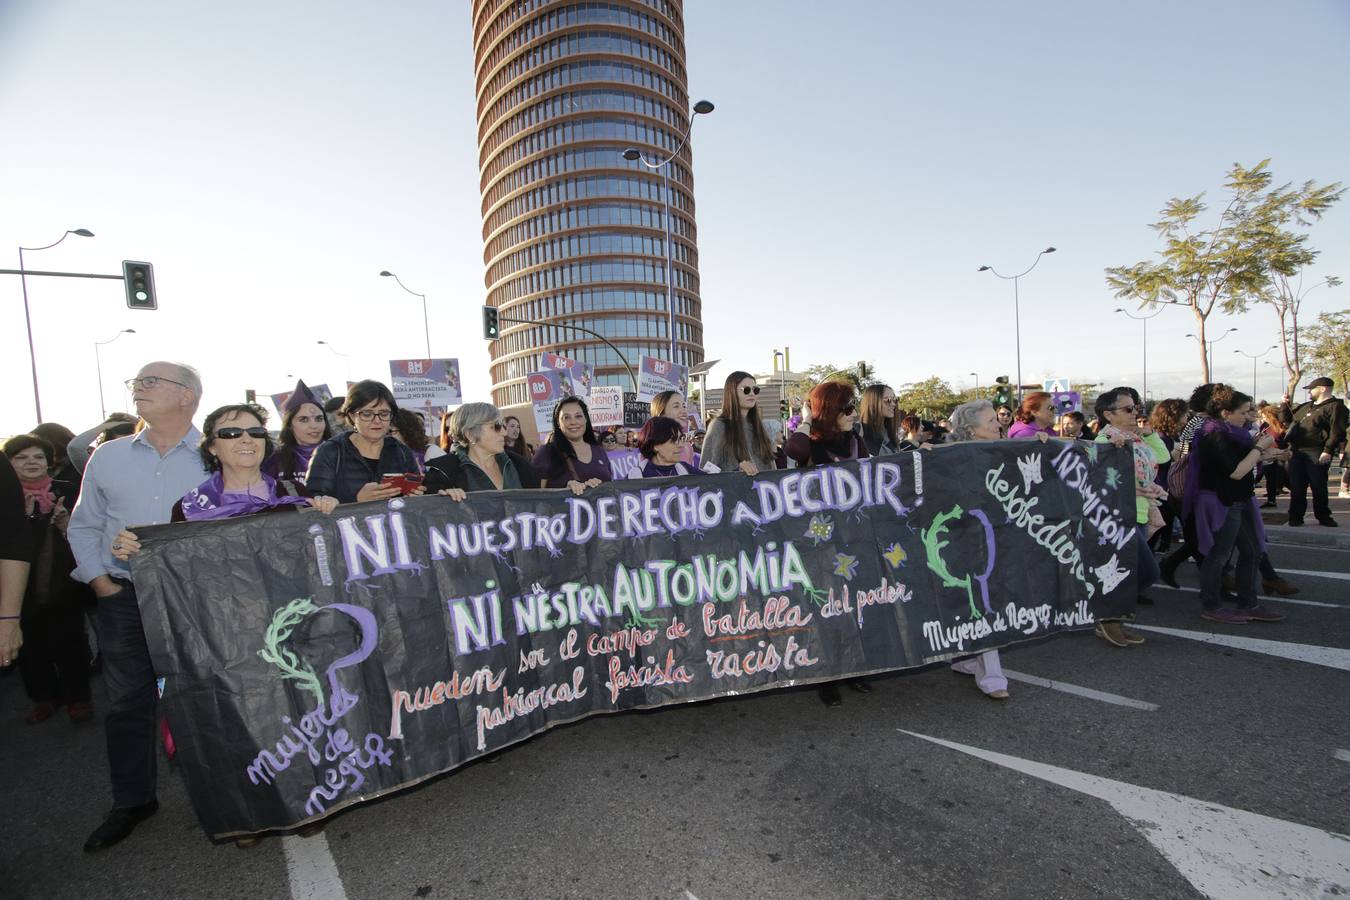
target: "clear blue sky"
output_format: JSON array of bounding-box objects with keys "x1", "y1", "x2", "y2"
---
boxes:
[{"x1": 2, "y1": 0, "x2": 1347, "y2": 438}]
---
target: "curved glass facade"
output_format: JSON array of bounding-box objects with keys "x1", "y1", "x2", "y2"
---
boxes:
[{"x1": 473, "y1": 0, "x2": 705, "y2": 409}]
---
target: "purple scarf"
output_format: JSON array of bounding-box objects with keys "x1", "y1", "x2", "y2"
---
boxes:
[
  {"x1": 1188, "y1": 418, "x2": 1265, "y2": 556},
  {"x1": 179, "y1": 471, "x2": 309, "y2": 521},
  {"x1": 263, "y1": 442, "x2": 318, "y2": 483}
]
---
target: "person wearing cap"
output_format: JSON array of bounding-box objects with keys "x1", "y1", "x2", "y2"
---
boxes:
[
  {"x1": 1278, "y1": 377, "x2": 1347, "y2": 527},
  {"x1": 263, "y1": 380, "x2": 331, "y2": 485}
]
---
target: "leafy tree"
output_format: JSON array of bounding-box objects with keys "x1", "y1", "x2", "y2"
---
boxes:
[
  {"x1": 894, "y1": 377, "x2": 983, "y2": 419},
  {"x1": 1106, "y1": 160, "x2": 1342, "y2": 382},
  {"x1": 787, "y1": 361, "x2": 883, "y2": 408},
  {"x1": 1261, "y1": 270, "x2": 1340, "y2": 396},
  {"x1": 1300, "y1": 310, "x2": 1350, "y2": 394}
]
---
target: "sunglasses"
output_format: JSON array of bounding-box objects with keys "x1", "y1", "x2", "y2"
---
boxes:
[
  {"x1": 842, "y1": 404, "x2": 856, "y2": 415},
  {"x1": 601, "y1": 435, "x2": 618, "y2": 444},
  {"x1": 741, "y1": 386, "x2": 761, "y2": 396},
  {"x1": 215, "y1": 427, "x2": 268, "y2": 440},
  {"x1": 489, "y1": 421, "x2": 505, "y2": 432},
  {"x1": 1111, "y1": 404, "x2": 1138, "y2": 415}
]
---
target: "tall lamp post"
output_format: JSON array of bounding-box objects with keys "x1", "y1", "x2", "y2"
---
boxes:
[
  {"x1": 969, "y1": 372, "x2": 979, "y2": 393},
  {"x1": 977, "y1": 246, "x2": 1056, "y2": 404},
  {"x1": 94, "y1": 329, "x2": 135, "y2": 419},
  {"x1": 1185, "y1": 328, "x2": 1238, "y2": 375},
  {"x1": 19, "y1": 228, "x2": 95, "y2": 420},
  {"x1": 379, "y1": 271, "x2": 431, "y2": 358},
  {"x1": 1234, "y1": 345, "x2": 1279, "y2": 399},
  {"x1": 623, "y1": 98, "x2": 715, "y2": 365},
  {"x1": 1113, "y1": 306, "x2": 1166, "y2": 401}
]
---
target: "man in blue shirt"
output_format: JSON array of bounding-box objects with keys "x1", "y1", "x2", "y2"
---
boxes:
[{"x1": 69, "y1": 361, "x2": 208, "y2": 852}]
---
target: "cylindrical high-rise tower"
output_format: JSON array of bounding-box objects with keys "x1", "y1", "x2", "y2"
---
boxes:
[{"x1": 472, "y1": 0, "x2": 705, "y2": 409}]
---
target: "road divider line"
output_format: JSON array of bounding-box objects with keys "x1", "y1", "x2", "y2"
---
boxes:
[
  {"x1": 1132, "y1": 625, "x2": 1350, "y2": 672},
  {"x1": 1334, "y1": 749, "x2": 1350, "y2": 765},
  {"x1": 1155, "y1": 584, "x2": 1342, "y2": 608},
  {"x1": 1274, "y1": 568, "x2": 1350, "y2": 582},
  {"x1": 1002, "y1": 669, "x2": 1158, "y2": 710},
  {"x1": 898, "y1": 730, "x2": 1350, "y2": 898},
  {"x1": 283, "y1": 833, "x2": 349, "y2": 900}
]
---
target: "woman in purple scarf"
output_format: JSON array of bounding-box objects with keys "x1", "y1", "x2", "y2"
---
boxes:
[
  {"x1": 111, "y1": 406, "x2": 336, "y2": 556},
  {"x1": 1190, "y1": 386, "x2": 1286, "y2": 624},
  {"x1": 262, "y1": 380, "x2": 330, "y2": 485}
]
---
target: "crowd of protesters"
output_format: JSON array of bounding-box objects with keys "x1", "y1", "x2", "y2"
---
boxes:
[{"x1": 1, "y1": 359, "x2": 1346, "y2": 852}]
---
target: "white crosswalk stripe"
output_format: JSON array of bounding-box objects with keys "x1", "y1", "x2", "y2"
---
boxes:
[{"x1": 1132, "y1": 626, "x2": 1350, "y2": 672}]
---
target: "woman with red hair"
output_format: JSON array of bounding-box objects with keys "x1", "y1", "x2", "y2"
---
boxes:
[
  {"x1": 786, "y1": 381, "x2": 870, "y2": 468},
  {"x1": 785, "y1": 380, "x2": 872, "y2": 706},
  {"x1": 1008, "y1": 391, "x2": 1056, "y2": 439}
]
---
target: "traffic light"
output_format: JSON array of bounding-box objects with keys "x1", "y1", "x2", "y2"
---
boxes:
[
  {"x1": 994, "y1": 375, "x2": 1012, "y2": 407},
  {"x1": 122, "y1": 261, "x2": 157, "y2": 310},
  {"x1": 780, "y1": 398, "x2": 789, "y2": 418},
  {"x1": 482, "y1": 305, "x2": 500, "y2": 340},
  {"x1": 245, "y1": 389, "x2": 257, "y2": 403}
]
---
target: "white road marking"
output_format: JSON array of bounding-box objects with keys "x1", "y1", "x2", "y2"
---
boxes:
[
  {"x1": 1002, "y1": 669, "x2": 1158, "y2": 710},
  {"x1": 1276, "y1": 568, "x2": 1350, "y2": 582},
  {"x1": 283, "y1": 833, "x2": 349, "y2": 900},
  {"x1": 1157, "y1": 584, "x2": 1342, "y2": 608},
  {"x1": 900, "y1": 730, "x2": 1350, "y2": 899},
  {"x1": 1335, "y1": 749, "x2": 1350, "y2": 765},
  {"x1": 1132, "y1": 626, "x2": 1350, "y2": 672}
]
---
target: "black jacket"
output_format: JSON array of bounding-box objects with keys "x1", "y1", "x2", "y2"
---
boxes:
[
  {"x1": 1279, "y1": 397, "x2": 1348, "y2": 456},
  {"x1": 423, "y1": 449, "x2": 538, "y2": 493},
  {"x1": 305, "y1": 434, "x2": 418, "y2": 503}
]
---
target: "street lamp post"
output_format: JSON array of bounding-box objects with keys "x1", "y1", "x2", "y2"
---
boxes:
[
  {"x1": 1234, "y1": 345, "x2": 1280, "y2": 399},
  {"x1": 19, "y1": 228, "x2": 95, "y2": 420},
  {"x1": 1113, "y1": 306, "x2": 1166, "y2": 400},
  {"x1": 1185, "y1": 328, "x2": 1238, "y2": 375},
  {"x1": 94, "y1": 329, "x2": 136, "y2": 419},
  {"x1": 379, "y1": 271, "x2": 431, "y2": 358},
  {"x1": 623, "y1": 99, "x2": 714, "y2": 366},
  {"x1": 317, "y1": 340, "x2": 352, "y2": 381},
  {"x1": 978, "y1": 246, "x2": 1056, "y2": 404},
  {"x1": 969, "y1": 372, "x2": 979, "y2": 393}
]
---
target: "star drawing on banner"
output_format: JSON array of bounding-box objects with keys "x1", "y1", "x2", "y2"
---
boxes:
[
  {"x1": 806, "y1": 514, "x2": 834, "y2": 545},
  {"x1": 883, "y1": 543, "x2": 908, "y2": 567},
  {"x1": 833, "y1": 553, "x2": 860, "y2": 579}
]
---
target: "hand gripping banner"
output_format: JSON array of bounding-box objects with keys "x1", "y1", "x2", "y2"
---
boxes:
[{"x1": 132, "y1": 441, "x2": 1137, "y2": 837}]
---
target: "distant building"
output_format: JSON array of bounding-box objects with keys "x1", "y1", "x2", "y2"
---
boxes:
[{"x1": 472, "y1": 0, "x2": 707, "y2": 408}]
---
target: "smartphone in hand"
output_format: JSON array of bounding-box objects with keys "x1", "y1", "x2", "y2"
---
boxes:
[{"x1": 381, "y1": 472, "x2": 425, "y2": 496}]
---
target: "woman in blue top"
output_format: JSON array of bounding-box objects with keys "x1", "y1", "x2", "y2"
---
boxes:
[{"x1": 305, "y1": 381, "x2": 423, "y2": 504}]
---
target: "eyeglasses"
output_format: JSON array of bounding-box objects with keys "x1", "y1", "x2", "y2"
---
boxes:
[
  {"x1": 1111, "y1": 404, "x2": 1138, "y2": 415},
  {"x1": 125, "y1": 375, "x2": 188, "y2": 391},
  {"x1": 741, "y1": 386, "x2": 761, "y2": 396},
  {"x1": 215, "y1": 426, "x2": 269, "y2": 440},
  {"x1": 489, "y1": 421, "x2": 505, "y2": 432},
  {"x1": 355, "y1": 409, "x2": 392, "y2": 422},
  {"x1": 842, "y1": 404, "x2": 857, "y2": 415},
  {"x1": 601, "y1": 435, "x2": 618, "y2": 444}
]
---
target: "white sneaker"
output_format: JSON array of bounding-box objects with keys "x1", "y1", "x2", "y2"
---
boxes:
[{"x1": 1339, "y1": 490, "x2": 1350, "y2": 498}]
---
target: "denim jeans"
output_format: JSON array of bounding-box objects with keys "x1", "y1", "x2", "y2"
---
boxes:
[
  {"x1": 97, "y1": 584, "x2": 159, "y2": 809},
  {"x1": 1287, "y1": 451, "x2": 1332, "y2": 522},
  {"x1": 1199, "y1": 503, "x2": 1259, "y2": 610}
]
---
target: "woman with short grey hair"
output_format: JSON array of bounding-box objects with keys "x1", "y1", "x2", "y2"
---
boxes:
[
  {"x1": 930, "y1": 397, "x2": 1039, "y2": 700},
  {"x1": 424, "y1": 402, "x2": 539, "y2": 493},
  {"x1": 946, "y1": 399, "x2": 993, "y2": 444}
]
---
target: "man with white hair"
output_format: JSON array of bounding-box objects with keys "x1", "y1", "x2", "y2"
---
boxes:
[{"x1": 69, "y1": 361, "x2": 209, "y2": 852}]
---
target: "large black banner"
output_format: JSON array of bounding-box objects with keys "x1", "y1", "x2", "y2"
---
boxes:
[{"x1": 133, "y1": 441, "x2": 1137, "y2": 837}]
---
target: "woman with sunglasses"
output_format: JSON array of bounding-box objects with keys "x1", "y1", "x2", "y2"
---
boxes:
[
  {"x1": 625, "y1": 416, "x2": 700, "y2": 479},
  {"x1": 859, "y1": 384, "x2": 901, "y2": 456},
  {"x1": 532, "y1": 396, "x2": 612, "y2": 495},
  {"x1": 1092, "y1": 387, "x2": 1167, "y2": 646},
  {"x1": 424, "y1": 403, "x2": 537, "y2": 493},
  {"x1": 262, "y1": 382, "x2": 330, "y2": 485},
  {"x1": 785, "y1": 381, "x2": 873, "y2": 706},
  {"x1": 1008, "y1": 392, "x2": 1056, "y2": 439},
  {"x1": 111, "y1": 402, "x2": 336, "y2": 848},
  {"x1": 305, "y1": 380, "x2": 423, "y2": 504},
  {"x1": 701, "y1": 371, "x2": 777, "y2": 475}
]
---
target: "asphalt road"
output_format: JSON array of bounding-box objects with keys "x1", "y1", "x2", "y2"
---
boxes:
[{"x1": 3, "y1": 493, "x2": 1348, "y2": 900}]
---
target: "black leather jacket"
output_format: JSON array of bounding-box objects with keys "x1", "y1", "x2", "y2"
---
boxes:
[{"x1": 305, "y1": 434, "x2": 417, "y2": 503}]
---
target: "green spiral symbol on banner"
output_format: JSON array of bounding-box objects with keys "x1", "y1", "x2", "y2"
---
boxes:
[{"x1": 258, "y1": 598, "x2": 325, "y2": 705}]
